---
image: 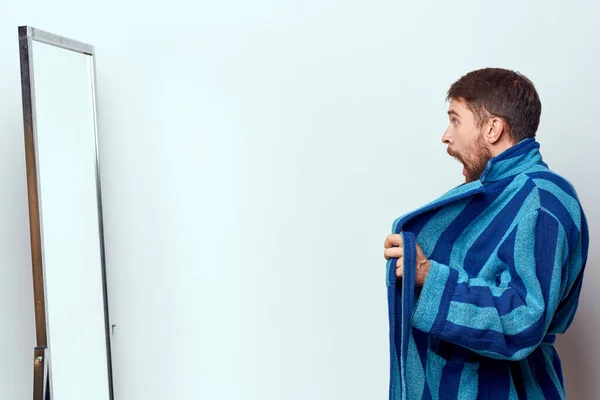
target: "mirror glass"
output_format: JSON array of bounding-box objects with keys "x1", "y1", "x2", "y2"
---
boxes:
[{"x1": 24, "y1": 31, "x2": 112, "y2": 400}]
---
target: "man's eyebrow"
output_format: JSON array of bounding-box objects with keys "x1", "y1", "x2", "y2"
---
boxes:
[{"x1": 447, "y1": 109, "x2": 461, "y2": 118}]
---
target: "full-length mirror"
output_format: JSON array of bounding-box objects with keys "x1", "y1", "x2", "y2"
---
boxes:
[{"x1": 18, "y1": 26, "x2": 113, "y2": 400}]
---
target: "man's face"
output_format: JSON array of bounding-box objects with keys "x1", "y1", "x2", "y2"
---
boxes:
[{"x1": 442, "y1": 99, "x2": 492, "y2": 183}]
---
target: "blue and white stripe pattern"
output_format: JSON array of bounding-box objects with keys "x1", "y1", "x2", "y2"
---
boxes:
[{"x1": 386, "y1": 138, "x2": 589, "y2": 399}]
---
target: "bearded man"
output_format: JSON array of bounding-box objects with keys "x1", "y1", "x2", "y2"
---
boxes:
[{"x1": 384, "y1": 68, "x2": 589, "y2": 399}]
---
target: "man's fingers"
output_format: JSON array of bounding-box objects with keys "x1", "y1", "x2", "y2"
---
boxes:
[
  {"x1": 395, "y1": 258, "x2": 403, "y2": 278},
  {"x1": 384, "y1": 247, "x2": 404, "y2": 260},
  {"x1": 384, "y1": 233, "x2": 406, "y2": 279},
  {"x1": 384, "y1": 234, "x2": 403, "y2": 249}
]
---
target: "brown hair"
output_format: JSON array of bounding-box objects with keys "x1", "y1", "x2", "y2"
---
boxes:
[{"x1": 447, "y1": 68, "x2": 542, "y2": 143}]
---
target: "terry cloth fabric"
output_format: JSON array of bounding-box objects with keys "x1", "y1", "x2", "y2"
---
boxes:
[{"x1": 386, "y1": 138, "x2": 589, "y2": 399}]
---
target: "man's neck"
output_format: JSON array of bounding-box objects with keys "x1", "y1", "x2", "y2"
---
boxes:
[{"x1": 490, "y1": 139, "x2": 515, "y2": 158}]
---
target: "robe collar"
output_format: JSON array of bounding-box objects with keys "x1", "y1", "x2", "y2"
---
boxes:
[{"x1": 479, "y1": 138, "x2": 544, "y2": 184}]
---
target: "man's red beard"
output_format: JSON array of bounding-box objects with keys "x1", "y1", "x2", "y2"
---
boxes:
[{"x1": 447, "y1": 134, "x2": 492, "y2": 183}]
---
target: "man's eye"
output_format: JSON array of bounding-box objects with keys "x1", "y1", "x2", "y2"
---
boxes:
[{"x1": 452, "y1": 118, "x2": 458, "y2": 125}]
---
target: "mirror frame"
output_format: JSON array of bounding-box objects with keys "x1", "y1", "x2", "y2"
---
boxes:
[{"x1": 18, "y1": 26, "x2": 114, "y2": 400}]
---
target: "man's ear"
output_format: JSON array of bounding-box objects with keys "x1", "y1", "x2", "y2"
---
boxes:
[{"x1": 485, "y1": 117, "x2": 506, "y2": 144}]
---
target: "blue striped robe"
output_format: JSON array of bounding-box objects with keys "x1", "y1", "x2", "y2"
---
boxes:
[{"x1": 386, "y1": 138, "x2": 589, "y2": 399}]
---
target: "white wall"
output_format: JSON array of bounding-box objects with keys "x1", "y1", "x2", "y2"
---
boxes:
[{"x1": 1, "y1": 1, "x2": 599, "y2": 399}]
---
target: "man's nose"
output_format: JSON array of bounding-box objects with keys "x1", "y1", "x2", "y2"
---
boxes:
[{"x1": 442, "y1": 129, "x2": 452, "y2": 144}]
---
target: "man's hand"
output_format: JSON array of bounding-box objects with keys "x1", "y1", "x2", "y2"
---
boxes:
[{"x1": 384, "y1": 234, "x2": 431, "y2": 286}]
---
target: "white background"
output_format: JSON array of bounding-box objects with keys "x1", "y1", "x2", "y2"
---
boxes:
[{"x1": 0, "y1": 1, "x2": 598, "y2": 399}]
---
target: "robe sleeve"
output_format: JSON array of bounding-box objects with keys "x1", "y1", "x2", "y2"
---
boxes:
[{"x1": 411, "y1": 208, "x2": 569, "y2": 361}]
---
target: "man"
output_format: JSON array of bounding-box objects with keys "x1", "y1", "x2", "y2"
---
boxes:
[{"x1": 383, "y1": 68, "x2": 588, "y2": 399}]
